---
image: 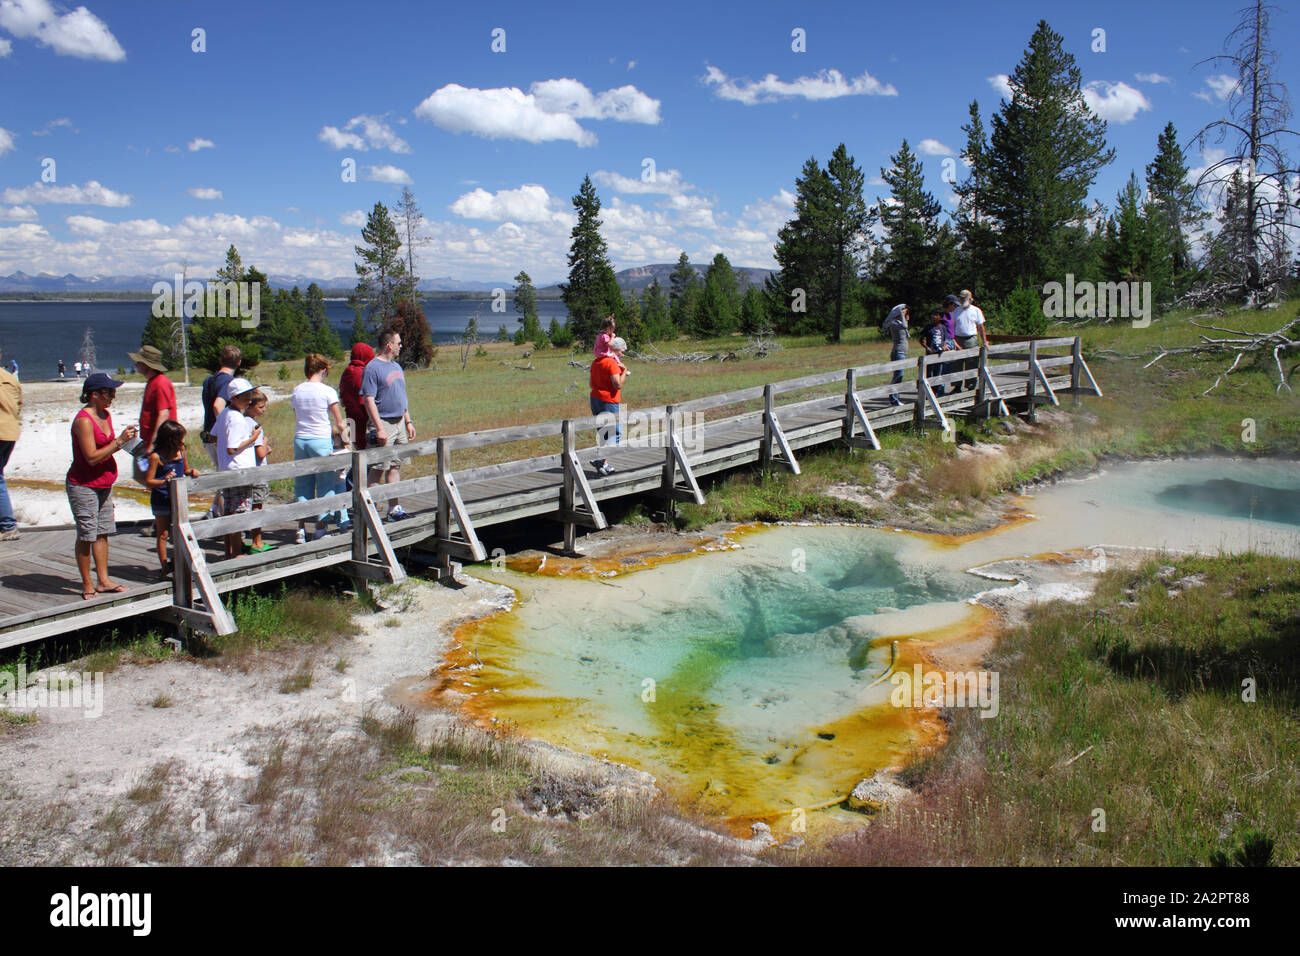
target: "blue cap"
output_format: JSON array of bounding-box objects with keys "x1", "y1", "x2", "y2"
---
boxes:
[{"x1": 82, "y1": 371, "x2": 124, "y2": 392}]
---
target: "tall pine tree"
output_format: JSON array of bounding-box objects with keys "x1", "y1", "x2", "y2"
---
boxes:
[
  {"x1": 353, "y1": 201, "x2": 407, "y2": 327},
  {"x1": 1145, "y1": 122, "x2": 1204, "y2": 297},
  {"x1": 876, "y1": 139, "x2": 955, "y2": 312},
  {"x1": 766, "y1": 157, "x2": 833, "y2": 335},
  {"x1": 984, "y1": 20, "x2": 1115, "y2": 297},
  {"x1": 560, "y1": 176, "x2": 618, "y2": 345}
]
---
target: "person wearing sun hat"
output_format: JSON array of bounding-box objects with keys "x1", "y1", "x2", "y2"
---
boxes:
[
  {"x1": 128, "y1": 344, "x2": 177, "y2": 485},
  {"x1": 66, "y1": 371, "x2": 137, "y2": 599}
]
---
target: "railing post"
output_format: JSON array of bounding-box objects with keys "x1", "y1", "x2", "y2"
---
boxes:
[
  {"x1": 1027, "y1": 339, "x2": 1039, "y2": 423},
  {"x1": 170, "y1": 474, "x2": 191, "y2": 629},
  {"x1": 913, "y1": 353, "x2": 927, "y2": 427},
  {"x1": 662, "y1": 404, "x2": 677, "y2": 520},
  {"x1": 843, "y1": 368, "x2": 856, "y2": 443},
  {"x1": 975, "y1": 346, "x2": 988, "y2": 417},
  {"x1": 435, "y1": 437, "x2": 451, "y2": 579},
  {"x1": 561, "y1": 419, "x2": 577, "y2": 554},
  {"x1": 760, "y1": 385, "x2": 774, "y2": 471},
  {"x1": 1071, "y1": 336, "x2": 1082, "y2": 407},
  {"x1": 350, "y1": 448, "x2": 367, "y2": 563}
]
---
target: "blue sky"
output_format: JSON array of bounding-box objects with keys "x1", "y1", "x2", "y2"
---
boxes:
[{"x1": 0, "y1": 0, "x2": 1294, "y2": 284}]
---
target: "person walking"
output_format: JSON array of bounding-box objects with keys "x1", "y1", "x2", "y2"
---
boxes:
[
  {"x1": 881, "y1": 304, "x2": 910, "y2": 406},
  {"x1": 292, "y1": 354, "x2": 350, "y2": 543},
  {"x1": 0, "y1": 346, "x2": 21, "y2": 541},
  {"x1": 128, "y1": 345, "x2": 177, "y2": 486},
  {"x1": 951, "y1": 289, "x2": 989, "y2": 392},
  {"x1": 589, "y1": 335, "x2": 628, "y2": 475},
  {"x1": 200, "y1": 345, "x2": 241, "y2": 467},
  {"x1": 339, "y1": 342, "x2": 374, "y2": 451},
  {"x1": 360, "y1": 329, "x2": 415, "y2": 520},
  {"x1": 58, "y1": 359, "x2": 66, "y2": 379},
  {"x1": 66, "y1": 372, "x2": 137, "y2": 599}
]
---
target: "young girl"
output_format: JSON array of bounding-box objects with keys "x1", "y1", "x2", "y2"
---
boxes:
[
  {"x1": 593, "y1": 315, "x2": 616, "y2": 361},
  {"x1": 245, "y1": 391, "x2": 273, "y2": 553},
  {"x1": 144, "y1": 419, "x2": 198, "y2": 578}
]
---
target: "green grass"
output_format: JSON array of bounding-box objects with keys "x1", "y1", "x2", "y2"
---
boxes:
[
  {"x1": 818, "y1": 553, "x2": 1300, "y2": 867},
  {"x1": 204, "y1": 583, "x2": 360, "y2": 659}
]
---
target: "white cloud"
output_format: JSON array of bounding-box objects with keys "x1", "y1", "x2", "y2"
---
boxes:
[
  {"x1": 1135, "y1": 72, "x2": 1171, "y2": 84},
  {"x1": 988, "y1": 74, "x2": 1013, "y2": 100},
  {"x1": 364, "y1": 164, "x2": 411, "y2": 185},
  {"x1": 1, "y1": 180, "x2": 131, "y2": 206},
  {"x1": 918, "y1": 138, "x2": 954, "y2": 156},
  {"x1": 1187, "y1": 147, "x2": 1227, "y2": 184},
  {"x1": 187, "y1": 187, "x2": 223, "y2": 200},
  {"x1": 627, "y1": 60, "x2": 636, "y2": 70},
  {"x1": 318, "y1": 114, "x2": 410, "y2": 152},
  {"x1": 869, "y1": 175, "x2": 886, "y2": 187},
  {"x1": 415, "y1": 83, "x2": 595, "y2": 146},
  {"x1": 449, "y1": 184, "x2": 564, "y2": 224},
  {"x1": 0, "y1": 204, "x2": 37, "y2": 222},
  {"x1": 415, "y1": 78, "x2": 660, "y2": 146},
  {"x1": 1082, "y1": 80, "x2": 1151, "y2": 124},
  {"x1": 1203, "y1": 74, "x2": 1239, "y2": 101},
  {"x1": 0, "y1": 37, "x2": 11, "y2": 56},
  {"x1": 592, "y1": 168, "x2": 690, "y2": 196},
  {"x1": 31, "y1": 116, "x2": 74, "y2": 136},
  {"x1": 703, "y1": 65, "x2": 896, "y2": 104},
  {"x1": 0, "y1": 0, "x2": 124, "y2": 61},
  {"x1": 187, "y1": 137, "x2": 214, "y2": 152},
  {"x1": 0, "y1": 126, "x2": 14, "y2": 157},
  {"x1": 164, "y1": 145, "x2": 180, "y2": 154},
  {"x1": 318, "y1": 125, "x2": 365, "y2": 150},
  {"x1": 339, "y1": 209, "x2": 366, "y2": 227},
  {"x1": 530, "y1": 78, "x2": 661, "y2": 123}
]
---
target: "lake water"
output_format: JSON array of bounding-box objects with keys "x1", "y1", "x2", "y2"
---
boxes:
[{"x1": 0, "y1": 298, "x2": 569, "y2": 378}]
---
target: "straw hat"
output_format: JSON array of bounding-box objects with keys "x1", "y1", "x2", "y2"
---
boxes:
[{"x1": 127, "y1": 345, "x2": 167, "y2": 372}]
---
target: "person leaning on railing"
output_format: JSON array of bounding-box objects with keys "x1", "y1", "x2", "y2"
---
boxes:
[
  {"x1": 292, "y1": 353, "x2": 351, "y2": 543},
  {"x1": 66, "y1": 372, "x2": 137, "y2": 599}
]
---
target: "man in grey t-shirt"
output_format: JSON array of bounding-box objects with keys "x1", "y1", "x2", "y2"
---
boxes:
[{"x1": 360, "y1": 328, "x2": 416, "y2": 520}]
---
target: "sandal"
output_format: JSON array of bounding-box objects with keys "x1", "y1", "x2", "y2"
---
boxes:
[
  {"x1": 95, "y1": 584, "x2": 128, "y2": 594},
  {"x1": 81, "y1": 590, "x2": 97, "y2": 601}
]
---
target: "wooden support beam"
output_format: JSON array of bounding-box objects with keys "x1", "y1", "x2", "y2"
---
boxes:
[
  {"x1": 1030, "y1": 342, "x2": 1060, "y2": 408},
  {"x1": 559, "y1": 420, "x2": 607, "y2": 554},
  {"x1": 917, "y1": 375, "x2": 951, "y2": 433},
  {"x1": 1026, "y1": 340, "x2": 1038, "y2": 422},
  {"x1": 1073, "y1": 338, "x2": 1103, "y2": 397},
  {"x1": 660, "y1": 405, "x2": 706, "y2": 509},
  {"x1": 842, "y1": 368, "x2": 880, "y2": 449},
  {"x1": 171, "y1": 476, "x2": 236, "y2": 636},
  {"x1": 759, "y1": 384, "x2": 800, "y2": 474},
  {"x1": 357, "y1": 484, "x2": 407, "y2": 584},
  {"x1": 975, "y1": 347, "x2": 1009, "y2": 418},
  {"x1": 433, "y1": 437, "x2": 486, "y2": 580}
]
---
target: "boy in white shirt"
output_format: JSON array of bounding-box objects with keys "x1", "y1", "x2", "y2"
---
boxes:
[{"x1": 213, "y1": 378, "x2": 262, "y2": 558}]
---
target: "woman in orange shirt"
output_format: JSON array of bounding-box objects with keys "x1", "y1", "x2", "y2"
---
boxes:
[{"x1": 588, "y1": 336, "x2": 628, "y2": 476}]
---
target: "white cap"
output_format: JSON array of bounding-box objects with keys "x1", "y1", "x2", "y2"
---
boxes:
[
  {"x1": 610, "y1": 336, "x2": 628, "y2": 352},
  {"x1": 223, "y1": 377, "x2": 256, "y2": 401}
]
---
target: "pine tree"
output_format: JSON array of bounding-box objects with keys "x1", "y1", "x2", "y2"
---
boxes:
[
  {"x1": 496, "y1": 324, "x2": 509, "y2": 343},
  {"x1": 188, "y1": 245, "x2": 254, "y2": 370},
  {"x1": 304, "y1": 283, "x2": 342, "y2": 357},
  {"x1": 739, "y1": 284, "x2": 769, "y2": 334},
  {"x1": 823, "y1": 143, "x2": 869, "y2": 342},
  {"x1": 767, "y1": 157, "x2": 833, "y2": 335},
  {"x1": 696, "y1": 252, "x2": 740, "y2": 336},
  {"x1": 348, "y1": 305, "x2": 367, "y2": 347},
  {"x1": 616, "y1": 290, "x2": 645, "y2": 349},
  {"x1": 640, "y1": 279, "x2": 672, "y2": 341},
  {"x1": 876, "y1": 139, "x2": 954, "y2": 311},
  {"x1": 955, "y1": 100, "x2": 997, "y2": 281},
  {"x1": 667, "y1": 252, "x2": 698, "y2": 332},
  {"x1": 560, "y1": 176, "x2": 616, "y2": 345},
  {"x1": 985, "y1": 20, "x2": 1115, "y2": 296},
  {"x1": 353, "y1": 201, "x2": 407, "y2": 325},
  {"x1": 1146, "y1": 122, "x2": 1205, "y2": 297},
  {"x1": 513, "y1": 270, "x2": 541, "y2": 343}
]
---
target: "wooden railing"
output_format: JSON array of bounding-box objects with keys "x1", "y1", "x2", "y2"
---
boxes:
[{"x1": 162, "y1": 336, "x2": 1099, "y2": 636}]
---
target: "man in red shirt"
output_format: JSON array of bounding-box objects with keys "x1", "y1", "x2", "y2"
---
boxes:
[
  {"x1": 588, "y1": 336, "x2": 628, "y2": 476},
  {"x1": 129, "y1": 345, "x2": 177, "y2": 486}
]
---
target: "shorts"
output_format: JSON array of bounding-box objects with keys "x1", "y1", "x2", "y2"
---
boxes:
[
  {"x1": 250, "y1": 482, "x2": 270, "y2": 507},
  {"x1": 66, "y1": 482, "x2": 116, "y2": 542},
  {"x1": 366, "y1": 416, "x2": 409, "y2": 470},
  {"x1": 220, "y1": 486, "x2": 252, "y2": 515}
]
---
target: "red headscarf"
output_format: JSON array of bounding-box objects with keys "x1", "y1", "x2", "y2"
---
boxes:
[{"x1": 339, "y1": 342, "x2": 375, "y2": 425}]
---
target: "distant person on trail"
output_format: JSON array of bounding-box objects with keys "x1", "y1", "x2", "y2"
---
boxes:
[
  {"x1": 951, "y1": 289, "x2": 989, "y2": 392},
  {"x1": 58, "y1": 359, "x2": 66, "y2": 379},
  {"x1": 593, "y1": 315, "x2": 617, "y2": 361},
  {"x1": 589, "y1": 335, "x2": 628, "y2": 476},
  {"x1": 361, "y1": 328, "x2": 415, "y2": 521},
  {"x1": 66, "y1": 372, "x2": 137, "y2": 599},
  {"x1": 339, "y1": 342, "x2": 374, "y2": 451},
  {"x1": 129, "y1": 345, "x2": 177, "y2": 487},
  {"x1": 7, "y1": 358, "x2": 18, "y2": 380},
  {"x1": 881, "y1": 304, "x2": 909, "y2": 407},
  {"x1": 0, "y1": 345, "x2": 21, "y2": 542},
  {"x1": 74, "y1": 361, "x2": 82, "y2": 378},
  {"x1": 201, "y1": 345, "x2": 242, "y2": 468}
]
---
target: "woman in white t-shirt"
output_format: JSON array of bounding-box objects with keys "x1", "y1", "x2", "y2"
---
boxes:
[{"x1": 291, "y1": 354, "x2": 350, "y2": 542}]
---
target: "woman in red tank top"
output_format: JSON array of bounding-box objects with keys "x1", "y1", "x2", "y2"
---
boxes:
[{"x1": 66, "y1": 373, "x2": 137, "y2": 599}]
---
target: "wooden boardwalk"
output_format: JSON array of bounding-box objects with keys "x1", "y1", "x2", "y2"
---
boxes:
[{"x1": 0, "y1": 337, "x2": 1100, "y2": 649}]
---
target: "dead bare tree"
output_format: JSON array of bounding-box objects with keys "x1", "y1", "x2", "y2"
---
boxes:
[
  {"x1": 394, "y1": 187, "x2": 430, "y2": 305},
  {"x1": 1191, "y1": 0, "x2": 1299, "y2": 306}
]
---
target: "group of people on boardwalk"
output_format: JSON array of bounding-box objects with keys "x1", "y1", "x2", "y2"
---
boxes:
[
  {"x1": 882, "y1": 289, "x2": 989, "y2": 405},
  {"x1": 0, "y1": 327, "x2": 415, "y2": 601}
]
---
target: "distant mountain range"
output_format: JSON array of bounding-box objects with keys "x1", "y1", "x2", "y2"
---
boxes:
[{"x1": 0, "y1": 262, "x2": 773, "y2": 296}]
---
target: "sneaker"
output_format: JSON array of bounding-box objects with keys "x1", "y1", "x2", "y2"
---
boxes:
[
  {"x1": 889, "y1": 395, "x2": 903, "y2": 407},
  {"x1": 388, "y1": 506, "x2": 408, "y2": 521},
  {"x1": 312, "y1": 527, "x2": 330, "y2": 541},
  {"x1": 591, "y1": 459, "x2": 606, "y2": 473},
  {"x1": 0, "y1": 528, "x2": 18, "y2": 541},
  {"x1": 597, "y1": 462, "x2": 616, "y2": 476},
  {"x1": 295, "y1": 528, "x2": 307, "y2": 545}
]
